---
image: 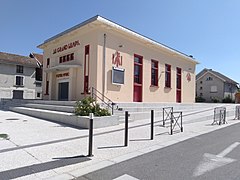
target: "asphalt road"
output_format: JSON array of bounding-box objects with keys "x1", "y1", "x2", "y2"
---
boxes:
[{"x1": 76, "y1": 122, "x2": 240, "y2": 180}]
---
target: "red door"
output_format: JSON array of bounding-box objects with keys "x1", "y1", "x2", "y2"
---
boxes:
[
  {"x1": 176, "y1": 67, "x2": 182, "y2": 103},
  {"x1": 133, "y1": 54, "x2": 143, "y2": 102}
]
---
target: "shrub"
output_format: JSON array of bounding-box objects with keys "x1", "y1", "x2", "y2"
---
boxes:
[
  {"x1": 222, "y1": 95, "x2": 234, "y2": 103},
  {"x1": 211, "y1": 97, "x2": 220, "y2": 103},
  {"x1": 74, "y1": 97, "x2": 111, "y2": 116},
  {"x1": 195, "y1": 96, "x2": 206, "y2": 102}
]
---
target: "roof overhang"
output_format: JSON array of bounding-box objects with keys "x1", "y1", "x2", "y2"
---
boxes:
[
  {"x1": 38, "y1": 15, "x2": 199, "y2": 65},
  {"x1": 44, "y1": 64, "x2": 81, "y2": 72},
  {"x1": 197, "y1": 70, "x2": 238, "y2": 85}
]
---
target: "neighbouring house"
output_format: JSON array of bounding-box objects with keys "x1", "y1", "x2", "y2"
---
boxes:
[
  {"x1": 196, "y1": 68, "x2": 239, "y2": 102},
  {"x1": 0, "y1": 52, "x2": 43, "y2": 99},
  {"x1": 29, "y1": 53, "x2": 43, "y2": 99},
  {"x1": 38, "y1": 15, "x2": 199, "y2": 103}
]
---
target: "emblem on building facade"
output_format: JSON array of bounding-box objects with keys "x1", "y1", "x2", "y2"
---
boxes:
[
  {"x1": 186, "y1": 73, "x2": 191, "y2": 82},
  {"x1": 112, "y1": 51, "x2": 122, "y2": 67}
]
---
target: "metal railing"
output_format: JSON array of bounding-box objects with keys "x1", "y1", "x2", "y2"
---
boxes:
[
  {"x1": 234, "y1": 106, "x2": 240, "y2": 120},
  {"x1": 91, "y1": 87, "x2": 116, "y2": 115},
  {"x1": 212, "y1": 107, "x2": 227, "y2": 125},
  {"x1": 162, "y1": 107, "x2": 173, "y2": 127},
  {"x1": 170, "y1": 111, "x2": 183, "y2": 135}
]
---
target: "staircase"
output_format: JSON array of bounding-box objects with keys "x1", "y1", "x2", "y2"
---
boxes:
[
  {"x1": 1, "y1": 98, "x2": 237, "y2": 129},
  {"x1": 114, "y1": 102, "x2": 237, "y2": 124}
]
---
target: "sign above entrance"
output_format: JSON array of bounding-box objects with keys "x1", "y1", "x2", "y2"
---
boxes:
[
  {"x1": 56, "y1": 72, "x2": 69, "y2": 78},
  {"x1": 53, "y1": 40, "x2": 80, "y2": 54},
  {"x1": 112, "y1": 51, "x2": 122, "y2": 67}
]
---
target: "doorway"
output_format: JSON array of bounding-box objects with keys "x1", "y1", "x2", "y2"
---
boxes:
[
  {"x1": 13, "y1": 90, "x2": 23, "y2": 99},
  {"x1": 58, "y1": 82, "x2": 69, "y2": 101}
]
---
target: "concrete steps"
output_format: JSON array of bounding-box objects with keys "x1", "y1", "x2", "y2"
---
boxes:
[
  {"x1": 23, "y1": 103, "x2": 75, "y2": 113},
  {"x1": 115, "y1": 103, "x2": 237, "y2": 124},
  {"x1": 10, "y1": 106, "x2": 76, "y2": 126},
  {"x1": 3, "y1": 98, "x2": 238, "y2": 129},
  {"x1": 10, "y1": 106, "x2": 119, "y2": 129}
]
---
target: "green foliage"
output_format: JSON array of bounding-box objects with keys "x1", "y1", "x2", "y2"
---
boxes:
[
  {"x1": 0, "y1": 134, "x2": 9, "y2": 140},
  {"x1": 211, "y1": 97, "x2": 220, "y2": 103},
  {"x1": 195, "y1": 96, "x2": 206, "y2": 102},
  {"x1": 222, "y1": 95, "x2": 234, "y2": 103},
  {"x1": 74, "y1": 97, "x2": 111, "y2": 117}
]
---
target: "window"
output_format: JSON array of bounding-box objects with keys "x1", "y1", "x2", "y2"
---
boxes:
[
  {"x1": 46, "y1": 81, "x2": 49, "y2": 95},
  {"x1": 165, "y1": 64, "x2": 171, "y2": 88},
  {"x1": 151, "y1": 60, "x2": 158, "y2": 86},
  {"x1": 35, "y1": 82, "x2": 42, "y2": 87},
  {"x1": 59, "y1": 57, "x2": 63, "y2": 63},
  {"x1": 35, "y1": 68, "x2": 42, "y2": 81},
  {"x1": 210, "y1": 86, "x2": 217, "y2": 93},
  {"x1": 206, "y1": 77, "x2": 213, "y2": 81},
  {"x1": 112, "y1": 67, "x2": 125, "y2": 85},
  {"x1": 47, "y1": 58, "x2": 50, "y2": 68},
  {"x1": 176, "y1": 67, "x2": 181, "y2": 89},
  {"x1": 59, "y1": 53, "x2": 74, "y2": 64},
  {"x1": 200, "y1": 93, "x2": 203, "y2": 96},
  {"x1": 37, "y1": 93, "x2": 41, "y2": 98},
  {"x1": 84, "y1": 45, "x2": 90, "y2": 94},
  {"x1": 70, "y1": 53, "x2": 74, "y2": 60},
  {"x1": 134, "y1": 55, "x2": 143, "y2": 84},
  {"x1": 200, "y1": 87, "x2": 203, "y2": 90},
  {"x1": 16, "y1": 65, "x2": 23, "y2": 73},
  {"x1": 200, "y1": 81, "x2": 203, "y2": 84},
  {"x1": 15, "y1": 76, "x2": 24, "y2": 86}
]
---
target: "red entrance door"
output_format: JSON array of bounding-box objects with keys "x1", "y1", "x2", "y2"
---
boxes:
[
  {"x1": 176, "y1": 67, "x2": 182, "y2": 103},
  {"x1": 133, "y1": 54, "x2": 143, "y2": 102}
]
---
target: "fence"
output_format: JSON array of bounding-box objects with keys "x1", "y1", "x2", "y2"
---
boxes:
[
  {"x1": 235, "y1": 106, "x2": 240, "y2": 120},
  {"x1": 212, "y1": 107, "x2": 226, "y2": 125},
  {"x1": 170, "y1": 111, "x2": 183, "y2": 135},
  {"x1": 162, "y1": 107, "x2": 173, "y2": 127}
]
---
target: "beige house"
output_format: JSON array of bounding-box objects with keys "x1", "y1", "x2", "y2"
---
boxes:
[
  {"x1": 196, "y1": 68, "x2": 238, "y2": 102},
  {"x1": 38, "y1": 15, "x2": 198, "y2": 103}
]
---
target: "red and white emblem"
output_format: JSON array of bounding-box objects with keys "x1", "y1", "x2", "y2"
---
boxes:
[
  {"x1": 112, "y1": 51, "x2": 122, "y2": 67},
  {"x1": 186, "y1": 73, "x2": 191, "y2": 82}
]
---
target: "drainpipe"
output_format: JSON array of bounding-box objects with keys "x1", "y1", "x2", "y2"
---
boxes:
[{"x1": 102, "y1": 33, "x2": 106, "y2": 101}]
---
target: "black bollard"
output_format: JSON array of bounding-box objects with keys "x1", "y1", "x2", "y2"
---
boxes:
[
  {"x1": 125, "y1": 111, "x2": 128, "y2": 146},
  {"x1": 151, "y1": 110, "x2": 154, "y2": 140},
  {"x1": 88, "y1": 113, "x2": 94, "y2": 157}
]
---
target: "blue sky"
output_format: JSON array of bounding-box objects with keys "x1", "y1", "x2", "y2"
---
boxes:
[{"x1": 0, "y1": 0, "x2": 239, "y2": 82}]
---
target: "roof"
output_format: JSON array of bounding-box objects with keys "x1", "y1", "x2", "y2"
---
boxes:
[
  {"x1": 197, "y1": 68, "x2": 238, "y2": 84},
  {"x1": 0, "y1": 52, "x2": 38, "y2": 67},
  {"x1": 38, "y1": 15, "x2": 198, "y2": 64}
]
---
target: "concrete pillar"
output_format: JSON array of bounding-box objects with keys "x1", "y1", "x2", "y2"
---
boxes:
[
  {"x1": 69, "y1": 68, "x2": 77, "y2": 101},
  {"x1": 49, "y1": 72, "x2": 57, "y2": 100}
]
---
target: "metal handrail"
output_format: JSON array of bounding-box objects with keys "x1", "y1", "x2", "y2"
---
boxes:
[{"x1": 91, "y1": 87, "x2": 116, "y2": 115}]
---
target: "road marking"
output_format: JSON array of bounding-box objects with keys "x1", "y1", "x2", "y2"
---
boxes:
[
  {"x1": 218, "y1": 142, "x2": 240, "y2": 157},
  {"x1": 193, "y1": 142, "x2": 240, "y2": 177},
  {"x1": 113, "y1": 174, "x2": 139, "y2": 180}
]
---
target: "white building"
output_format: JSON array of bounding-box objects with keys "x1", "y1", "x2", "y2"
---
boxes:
[{"x1": 0, "y1": 52, "x2": 42, "y2": 99}]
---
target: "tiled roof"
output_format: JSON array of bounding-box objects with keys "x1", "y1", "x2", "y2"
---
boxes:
[
  {"x1": 197, "y1": 68, "x2": 238, "y2": 84},
  {"x1": 0, "y1": 52, "x2": 38, "y2": 67},
  {"x1": 32, "y1": 53, "x2": 43, "y2": 64}
]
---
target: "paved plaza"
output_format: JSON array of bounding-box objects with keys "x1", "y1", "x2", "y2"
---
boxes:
[{"x1": 0, "y1": 105, "x2": 239, "y2": 179}]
